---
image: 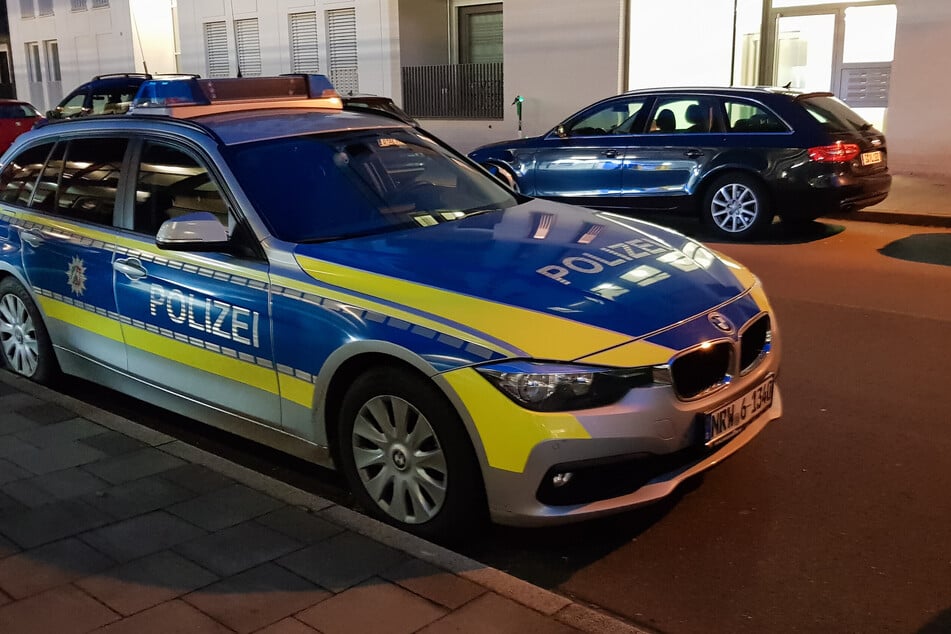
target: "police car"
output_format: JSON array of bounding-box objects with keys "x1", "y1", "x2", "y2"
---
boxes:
[{"x1": 0, "y1": 75, "x2": 781, "y2": 539}]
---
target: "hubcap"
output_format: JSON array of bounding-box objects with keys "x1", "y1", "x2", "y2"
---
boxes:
[
  {"x1": 351, "y1": 395, "x2": 448, "y2": 524},
  {"x1": 711, "y1": 183, "x2": 758, "y2": 233},
  {"x1": 0, "y1": 293, "x2": 39, "y2": 377}
]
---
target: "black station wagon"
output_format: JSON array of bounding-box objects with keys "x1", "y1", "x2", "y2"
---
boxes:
[{"x1": 468, "y1": 87, "x2": 891, "y2": 240}]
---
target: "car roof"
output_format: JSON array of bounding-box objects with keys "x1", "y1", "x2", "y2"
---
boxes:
[{"x1": 620, "y1": 86, "x2": 807, "y2": 99}]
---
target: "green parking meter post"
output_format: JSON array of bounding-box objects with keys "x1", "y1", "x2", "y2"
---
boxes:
[{"x1": 512, "y1": 95, "x2": 524, "y2": 138}]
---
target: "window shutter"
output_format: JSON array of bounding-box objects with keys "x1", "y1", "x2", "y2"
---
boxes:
[
  {"x1": 235, "y1": 18, "x2": 262, "y2": 77},
  {"x1": 327, "y1": 8, "x2": 358, "y2": 95},
  {"x1": 204, "y1": 21, "x2": 230, "y2": 78},
  {"x1": 290, "y1": 12, "x2": 319, "y2": 74}
]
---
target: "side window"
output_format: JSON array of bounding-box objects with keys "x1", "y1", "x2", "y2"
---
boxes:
[
  {"x1": 724, "y1": 100, "x2": 789, "y2": 133},
  {"x1": 134, "y1": 141, "x2": 229, "y2": 235},
  {"x1": 54, "y1": 137, "x2": 128, "y2": 225},
  {"x1": 566, "y1": 98, "x2": 650, "y2": 137},
  {"x1": 93, "y1": 90, "x2": 137, "y2": 115},
  {"x1": 649, "y1": 98, "x2": 720, "y2": 134},
  {"x1": 58, "y1": 92, "x2": 87, "y2": 118},
  {"x1": 0, "y1": 143, "x2": 55, "y2": 207}
]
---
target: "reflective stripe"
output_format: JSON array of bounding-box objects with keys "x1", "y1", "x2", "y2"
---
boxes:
[
  {"x1": 279, "y1": 373, "x2": 316, "y2": 409},
  {"x1": 36, "y1": 295, "x2": 124, "y2": 342},
  {"x1": 443, "y1": 367, "x2": 590, "y2": 473},
  {"x1": 295, "y1": 256, "x2": 634, "y2": 360}
]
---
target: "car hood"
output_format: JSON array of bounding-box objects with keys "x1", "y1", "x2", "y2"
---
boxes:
[
  {"x1": 468, "y1": 135, "x2": 541, "y2": 158},
  {"x1": 293, "y1": 199, "x2": 754, "y2": 360}
]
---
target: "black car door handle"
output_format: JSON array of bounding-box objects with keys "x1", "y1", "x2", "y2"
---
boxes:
[
  {"x1": 602, "y1": 150, "x2": 619, "y2": 158},
  {"x1": 684, "y1": 149, "x2": 704, "y2": 159}
]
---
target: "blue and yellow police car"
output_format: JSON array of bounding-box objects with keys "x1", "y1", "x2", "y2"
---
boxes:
[{"x1": 0, "y1": 75, "x2": 781, "y2": 539}]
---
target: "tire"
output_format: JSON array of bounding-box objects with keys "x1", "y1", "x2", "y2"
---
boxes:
[
  {"x1": 336, "y1": 366, "x2": 486, "y2": 541},
  {"x1": 701, "y1": 172, "x2": 772, "y2": 241},
  {"x1": 0, "y1": 277, "x2": 59, "y2": 384}
]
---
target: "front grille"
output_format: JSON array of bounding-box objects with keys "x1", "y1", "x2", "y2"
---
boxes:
[
  {"x1": 670, "y1": 341, "x2": 732, "y2": 399},
  {"x1": 740, "y1": 314, "x2": 771, "y2": 373}
]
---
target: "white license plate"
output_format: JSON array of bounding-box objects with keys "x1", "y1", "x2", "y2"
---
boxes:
[
  {"x1": 704, "y1": 375, "x2": 775, "y2": 447},
  {"x1": 861, "y1": 151, "x2": 882, "y2": 166}
]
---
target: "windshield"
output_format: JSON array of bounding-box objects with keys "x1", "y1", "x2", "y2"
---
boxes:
[
  {"x1": 800, "y1": 95, "x2": 872, "y2": 133},
  {"x1": 225, "y1": 129, "x2": 518, "y2": 243}
]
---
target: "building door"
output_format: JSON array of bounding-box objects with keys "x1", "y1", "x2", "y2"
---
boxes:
[{"x1": 767, "y1": 2, "x2": 896, "y2": 129}]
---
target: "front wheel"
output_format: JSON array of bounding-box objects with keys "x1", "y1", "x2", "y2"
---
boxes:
[
  {"x1": 702, "y1": 173, "x2": 772, "y2": 241},
  {"x1": 336, "y1": 366, "x2": 486, "y2": 541},
  {"x1": 0, "y1": 277, "x2": 59, "y2": 384}
]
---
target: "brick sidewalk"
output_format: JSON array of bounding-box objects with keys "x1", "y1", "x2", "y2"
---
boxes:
[{"x1": 0, "y1": 371, "x2": 646, "y2": 634}]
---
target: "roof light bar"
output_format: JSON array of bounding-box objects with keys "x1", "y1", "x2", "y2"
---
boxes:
[{"x1": 130, "y1": 74, "x2": 343, "y2": 118}]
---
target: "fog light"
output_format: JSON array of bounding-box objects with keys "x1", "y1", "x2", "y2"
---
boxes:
[{"x1": 552, "y1": 472, "x2": 574, "y2": 488}]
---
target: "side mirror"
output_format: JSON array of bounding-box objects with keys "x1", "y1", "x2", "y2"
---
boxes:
[
  {"x1": 555, "y1": 124, "x2": 567, "y2": 138},
  {"x1": 156, "y1": 212, "x2": 230, "y2": 252}
]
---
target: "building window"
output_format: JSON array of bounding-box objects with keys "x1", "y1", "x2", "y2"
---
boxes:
[
  {"x1": 26, "y1": 42, "x2": 42, "y2": 82},
  {"x1": 92, "y1": 0, "x2": 109, "y2": 7},
  {"x1": 204, "y1": 21, "x2": 230, "y2": 78},
  {"x1": 37, "y1": 0, "x2": 53, "y2": 16},
  {"x1": 71, "y1": 0, "x2": 87, "y2": 10},
  {"x1": 234, "y1": 18, "x2": 262, "y2": 77},
  {"x1": 327, "y1": 8, "x2": 358, "y2": 95},
  {"x1": 45, "y1": 40, "x2": 61, "y2": 82},
  {"x1": 458, "y1": 3, "x2": 502, "y2": 64},
  {"x1": 20, "y1": 0, "x2": 34, "y2": 19},
  {"x1": 289, "y1": 12, "x2": 320, "y2": 74}
]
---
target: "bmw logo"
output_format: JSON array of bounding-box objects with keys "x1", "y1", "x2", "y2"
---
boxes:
[{"x1": 708, "y1": 312, "x2": 734, "y2": 334}]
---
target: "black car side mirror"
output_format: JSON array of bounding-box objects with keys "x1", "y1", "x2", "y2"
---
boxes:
[{"x1": 555, "y1": 124, "x2": 567, "y2": 138}]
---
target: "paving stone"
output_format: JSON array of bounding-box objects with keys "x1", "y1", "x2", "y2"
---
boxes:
[
  {"x1": 277, "y1": 530, "x2": 408, "y2": 593},
  {"x1": 159, "y1": 463, "x2": 235, "y2": 495},
  {"x1": 0, "y1": 458, "x2": 31, "y2": 487},
  {"x1": 0, "y1": 412, "x2": 39, "y2": 435},
  {"x1": 296, "y1": 578, "x2": 447, "y2": 634},
  {"x1": 0, "y1": 436, "x2": 106, "y2": 476},
  {"x1": 0, "y1": 392, "x2": 44, "y2": 415},
  {"x1": 174, "y1": 520, "x2": 302, "y2": 577},
  {"x1": 89, "y1": 599, "x2": 231, "y2": 634},
  {"x1": 16, "y1": 401, "x2": 79, "y2": 425},
  {"x1": 15, "y1": 418, "x2": 107, "y2": 448},
  {"x1": 184, "y1": 562, "x2": 330, "y2": 633},
  {"x1": 167, "y1": 483, "x2": 285, "y2": 531},
  {"x1": 382, "y1": 558, "x2": 486, "y2": 609},
  {"x1": 0, "y1": 532, "x2": 19, "y2": 558},
  {"x1": 0, "y1": 490, "x2": 25, "y2": 514},
  {"x1": 0, "y1": 381, "x2": 19, "y2": 397},
  {"x1": 83, "y1": 447, "x2": 187, "y2": 485},
  {"x1": 77, "y1": 550, "x2": 219, "y2": 616},
  {"x1": 0, "y1": 584, "x2": 119, "y2": 633},
  {"x1": 2, "y1": 467, "x2": 110, "y2": 507},
  {"x1": 417, "y1": 591, "x2": 581, "y2": 634},
  {"x1": 255, "y1": 506, "x2": 345, "y2": 545},
  {"x1": 82, "y1": 475, "x2": 195, "y2": 520},
  {"x1": 0, "y1": 498, "x2": 112, "y2": 549},
  {"x1": 0, "y1": 537, "x2": 115, "y2": 599},
  {"x1": 79, "y1": 510, "x2": 206, "y2": 563},
  {"x1": 80, "y1": 431, "x2": 149, "y2": 457},
  {"x1": 253, "y1": 617, "x2": 321, "y2": 633}
]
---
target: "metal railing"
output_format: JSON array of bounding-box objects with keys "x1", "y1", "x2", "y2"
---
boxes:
[{"x1": 401, "y1": 63, "x2": 503, "y2": 120}]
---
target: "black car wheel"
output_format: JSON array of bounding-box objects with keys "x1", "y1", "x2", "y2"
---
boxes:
[
  {"x1": 0, "y1": 277, "x2": 59, "y2": 384},
  {"x1": 702, "y1": 173, "x2": 772, "y2": 240},
  {"x1": 336, "y1": 366, "x2": 486, "y2": 541}
]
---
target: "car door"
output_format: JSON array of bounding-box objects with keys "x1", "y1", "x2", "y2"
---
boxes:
[
  {"x1": 0, "y1": 103, "x2": 40, "y2": 153},
  {"x1": 112, "y1": 138, "x2": 281, "y2": 427},
  {"x1": 2, "y1": 137, "x2": 129, "y2": 370},
  {"x1": 622, "y1": 95, "x2": 724, "y2": 210},
  {"x1": 532, "y1": 96, "x2": 651, "y2": 209}
]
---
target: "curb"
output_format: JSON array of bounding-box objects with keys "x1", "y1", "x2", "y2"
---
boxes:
[
  {"x1": 835, "y1": 210, "x2": 951, "y2": 229},
  {"x1": 0, "y1": 370, "x2": 653, "y2": 634}
]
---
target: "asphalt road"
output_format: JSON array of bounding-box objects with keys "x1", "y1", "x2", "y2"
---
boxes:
[{"x1": 64, "y1": 217, "x2": 951, "y2": 634}]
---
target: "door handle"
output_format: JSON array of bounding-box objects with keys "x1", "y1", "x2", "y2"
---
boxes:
[
  {"x1": 113, "y1": 257, "x2": 147, "y2": 281},
  {"x1": 602, "y1": 150, "x2": 619, "y2": 159},
  {"x1": 19, "y1": 229, "x2": 43, "y2": 248},
  {"x1": 684, "y1": 149, "x2": 704, "y2": 159}
]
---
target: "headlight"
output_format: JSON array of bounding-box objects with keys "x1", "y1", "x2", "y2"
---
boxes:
[{"x1": 475, "y1": 361, "x2": 669, "y2": 412}]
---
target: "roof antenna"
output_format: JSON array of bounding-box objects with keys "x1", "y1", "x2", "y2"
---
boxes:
[
  {"x1": 230, "y1": 0, "x2": 242, "y2": 77},
  {"x1": 783, "y1": 81, "x2": 792, "y2": 89}
]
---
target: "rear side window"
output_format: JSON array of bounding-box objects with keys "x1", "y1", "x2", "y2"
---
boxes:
[
  {"x1": 0, "y1": 104, "x2": 38, "y2": 118},
  {"x1": 0, "y1": 143, "x2": 54, "y2": 206},
  {"x1": 723, "y1": 100, "x2": 789, "y2": 133},
  {"x1": 800, "y1": 95, "x2": 871, "y2": 133}
]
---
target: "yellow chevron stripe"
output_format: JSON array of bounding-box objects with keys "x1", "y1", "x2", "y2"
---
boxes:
[
  {"x1": 36, "y1": 297, "x2": 124, "y2": 342},
  {"x1": 279, "y1": 373, "x2": 317, "y2": 409}
]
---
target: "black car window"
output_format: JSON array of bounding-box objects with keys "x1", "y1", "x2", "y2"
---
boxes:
[
  {"x1": 91, "y1": 90, "x2": 137, "y2": 115},
  {"x1": 133, "y1": 141, "x2": 229, "y2": 235},
  {"x1": 57, "y1": 92, "x2": 87, "y2": 118},
  {"x1": 723, "y1": 100, "x2": 789, "y2": 133},
  {"x1": 565, "y1": 98, "x2": 650, "y2": 136},
  {"x1": 648, "y1": 97, "x2": 721, "y2": 133},
  {"x1": 225, "y1": 128, "x2": 518, "y2": 243},
  {"x1": 0, "y1": 142, "x2": 54, "y2": 207},
  {"x1": 42, "y1": 137, "x2": 128, "y2": 226},
  {"x1": 0, "y1": 104, "x2": 38, "y2": 118},
  {"x1": 800, "y1": 95, "x2": 871, "y2": 133}
]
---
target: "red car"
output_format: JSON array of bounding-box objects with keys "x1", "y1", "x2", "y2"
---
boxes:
[{"x1": 0, "y1": 99, "x2": 43, "y2": 154}]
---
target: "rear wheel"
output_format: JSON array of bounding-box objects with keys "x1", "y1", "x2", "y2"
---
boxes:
[
  {"x1": 336, "y1": 366, "x2": 486, "y2": 541},
  {"x1": 702, "y1": 173, "x2": 772, "y2": 241},
  {"x1": 0, "y1": 277, "x2": 59, "y2": 384}
]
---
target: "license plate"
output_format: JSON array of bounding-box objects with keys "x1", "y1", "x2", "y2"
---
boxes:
[
  {"x1": 704, "y1": 375, "x2": 775, "y2": 447},
  {"x1": 861, "y1": 151, "x2": 882, "y2": 166}
]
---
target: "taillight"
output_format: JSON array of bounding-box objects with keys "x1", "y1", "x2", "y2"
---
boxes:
[{"x1": 808, "y1": 142, "x2": 860, "y2": 163}]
